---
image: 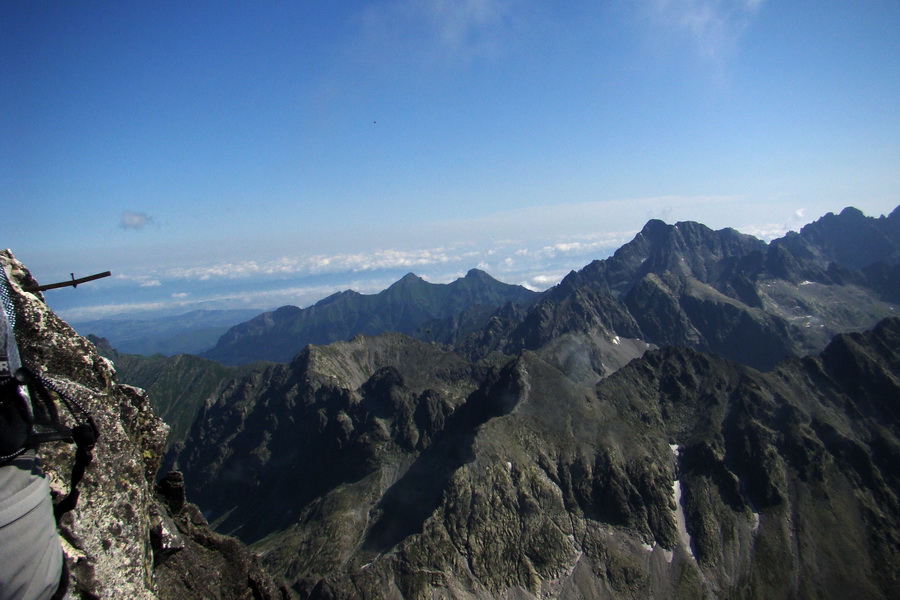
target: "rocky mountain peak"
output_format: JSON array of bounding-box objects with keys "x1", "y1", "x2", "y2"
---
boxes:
[
  {"x1": 638, "y1": 218, "x2": 670, "y2": 239},
  {"x1": 839, "y1": 205, "x2": 867, "y2": 219},
  {"x1": 391, "y1": 272, "x2": 426, "y2": 286},
  {"x1": 463, "y1": 267, "x2": 495, "y2": 283}
]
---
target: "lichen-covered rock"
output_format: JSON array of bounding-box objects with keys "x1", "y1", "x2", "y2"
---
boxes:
[{"x1": 1, "y1": 250, "x2": 289, "y2": 599}]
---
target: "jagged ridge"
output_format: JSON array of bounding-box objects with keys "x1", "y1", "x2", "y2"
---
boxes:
[{"x1": 460, "y1": 206, "x2": 899, "y2": 371}]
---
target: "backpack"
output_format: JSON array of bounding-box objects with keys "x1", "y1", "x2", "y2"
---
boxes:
[{"x1": 0, "y1": 266, "x2": 99, "y2": 522}]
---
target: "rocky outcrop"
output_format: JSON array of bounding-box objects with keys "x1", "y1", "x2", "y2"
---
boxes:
[{"x1": 1, "y1": 251, "x2": 289, "y2": 599}]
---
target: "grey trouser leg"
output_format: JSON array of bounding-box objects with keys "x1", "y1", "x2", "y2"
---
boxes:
[{"x1": 0, "y1": 450, "x2": 63, "y2": 600}]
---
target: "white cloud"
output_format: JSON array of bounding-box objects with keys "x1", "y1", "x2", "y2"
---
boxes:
[
  {"x1": 306, "y1": 248, "x2": 457, "y2": 273},
  {"x1": 535, "y1": 241, "x2": 603, "y2": 257},
  {"x1": 59, "y1": 301, "x2": 171, "y2": 321},
  {"x1": 520, "y1": 232, "x2": 636, "y2": 261},
  {"x1": 529, "y1": 273, "x2": 564, "y2": 287},
  {"x1": 516, "y1": 270, "x2": 570, "y2": 292},
  {"x1": 737, "y1": 223, "x2": 788, "y2": 241},
  {"x1": 642, "y1": 0, "x2": 766, "y2": 61},
  {"x1": 160, "y1": 247, "x2": 461, "y2": 282},
  {"x1": 358, "y1": 0, "x2": 527, "y2": 68},
  {"x1": 426, "y1": 0, "x2": 516, "y2": 53},
  {"x1": 119, "y1": 210, "x2": 154, "y2": 230},
  {"x1": 138, "y1": 235, "x2": 628, "y2": 289},
  {"x1": 738, "y1": 206, "x2": 814, "y2": 240},
  {"x1": 171, "y1": 292, "x2": 188, "y2": 299}
]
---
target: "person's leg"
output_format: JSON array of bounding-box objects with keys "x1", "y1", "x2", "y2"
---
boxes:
[{"x1": 0, "y1": 450, "x2": 64, "y2": 600}]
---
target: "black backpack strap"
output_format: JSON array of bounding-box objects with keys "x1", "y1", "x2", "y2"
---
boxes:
[
  {"x1": 0, "y1": 374, "x2": 33, "y2": 463},
  {"x1": 53, "y1": 417, "x2": 98, "y2": 522},
  {"x1": 17, "y1": 368, "x2": 100, "y2": 523},
  {"x1": 0, "y1": 267, "x2": 29, "y2": 464},
  {"x1": 21, "y1": 370, "x2": 73, "y2": 446}
]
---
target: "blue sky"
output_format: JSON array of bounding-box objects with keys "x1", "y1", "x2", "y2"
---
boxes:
[{"x1": 2, "y1": 0, "x2": 898, "y2": 321}]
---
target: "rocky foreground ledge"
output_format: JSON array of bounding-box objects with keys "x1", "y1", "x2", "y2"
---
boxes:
[{"x1": 1, "y1": 250, "x2": 290, "y2": 599}]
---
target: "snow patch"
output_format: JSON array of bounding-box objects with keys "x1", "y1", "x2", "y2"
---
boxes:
[
  {"x1": 799, "y1": 280, "x2": 814, "y2": 286},
  {"x1": 672, "y1": 481, "x2": 694, "y2": 558},
  {"x1": 670, "y1": 444, "x2": 695, "y2": 559},
  {"x1": 506, "y1": 461, "x2": 513, "y2": 473},
  {"x1": 612, "y1": 335, "x2": 620, "y2": 345},
  {"x1": 751, "y1": 511, "x2": 760, "y2": 532}
]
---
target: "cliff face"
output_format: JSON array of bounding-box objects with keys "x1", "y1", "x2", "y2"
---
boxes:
[{"x1": 1, "y1": 250, "x2": 288, "y2": 599}]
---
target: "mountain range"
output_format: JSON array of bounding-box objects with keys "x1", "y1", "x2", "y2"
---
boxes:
[
  {"x1": 200, "y1": 268, "x2": 538, "y2": 365},
  {"x1": 62, "y1": 204, "x2": 900, "y2": 598},
  {"x1": 96, "y1": 269, "x2": 538, "y2": 449},
  {"x1": 171, "y1": 316, "x2": 900, "y2": 598},
  {"x1": 156, "y1": 206, "x2": 899, "y2": 598},
  {"x1": 454, "y1": 206, "x2": 899, "y2": 372},
  {"x1": 183, "y1": 206, "x2": 898, "y2": 378}
]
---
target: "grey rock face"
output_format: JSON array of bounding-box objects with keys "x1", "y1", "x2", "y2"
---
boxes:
[
  {"x1": 173, "y1": 333, "x2": 491, "y2": 543},
  {"x1": 1, "y1": 251, "x2": 288, "y2": 599}
]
